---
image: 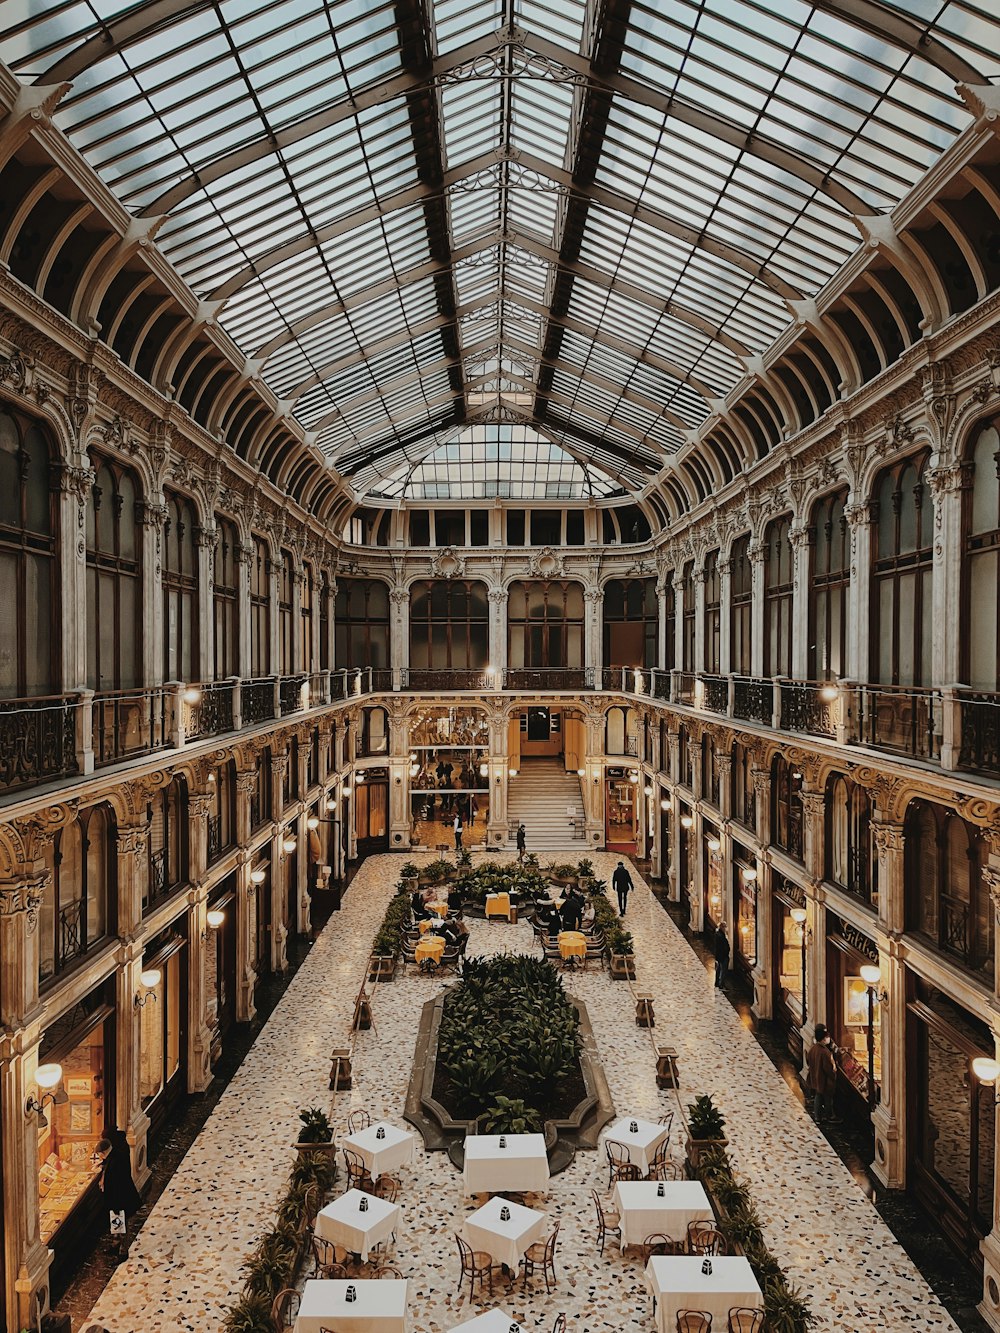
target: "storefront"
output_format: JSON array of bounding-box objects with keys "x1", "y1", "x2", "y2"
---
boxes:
[
  {"x1": 37, "y1": 981, "x2": 116, "y2": 1268},
  {"x1": 252, "y1": 850, "x2": 272, "y2": 1003},
  {"x1": 908, "y1": 977, "x2": 996, "y2": 1262},
  {"x1": 677, "y1": 804, "x2": 693, "y2": 913},
  {"x1": 206, "y1": 879, "x2": 237, "y2": 1064},
  {"x1": 657, "y1": 789, "x2": 670, "y2": 888},
  {"x1": 139, "y1": 927, "x2": 187, "y2": 1142},
  {"x1": 773, "y1": 872, "x2": 806, "y2": 1060},
  {"x1": 410, "y1": 749, "x2": 488, "y2": 848},
  {"x1": 354, "y1": 767, "x2": 389, "y2": 853},
  {"x1": 824, "y1": 914, "x2": 881, "y2": 1111},
  {"x1": 605, "y1": 766, "x2": 639, "y2": 852},
  {"x1": 732, "y1": 844, "x2": 757, "y2": 980}
]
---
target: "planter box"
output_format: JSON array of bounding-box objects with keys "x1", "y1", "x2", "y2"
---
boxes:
[
  {"x1": 685, "y1": 1135, "x2": 728, "y2": 1172},
  {"x1": 368, "y1": 954, "x2": 398, "y2": 982},
  {"x1": 549, "y1": 874, "x2": 579, "y2": 889},
  {"x1": 609, "y1": 952, "x2": 636, "y2": 980}
]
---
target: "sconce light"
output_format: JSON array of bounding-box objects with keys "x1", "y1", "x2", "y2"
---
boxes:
[
  {"x1": 972, "y1": 1057, "x2": 1000, "y2": 1104},
  {"x1": 480, "y1": 762, "x2": 489, "y2": 777},
  {"x1": 356, "y1": 771, "x2": 366, "y2": 784},
  {"x1": 819, "y1": 684, "x2": 839, "y2": 703},
  {"x1": 508, "y1": 767, "x2": 518, "y2": 778},
  {"x1": 860, "y1": 962, "x2": 888, "y2": 1003},
  {"x1": 660, "y1": 798, "x2": 669, "y2": 811},
  {"x1": 577, "y1": 768, "x2": 585, "y2": 778},
  {"x1": 680, "y1": 814, "x2": 693, "y2": 830},
  {"x1": 134, "y1": 968, "x2": 161, "y2": 1008},
  {"x1": 741, "y1": 866, "x2": 758, "y2": 882},
  {"x1": 643, "y1": 784, "x2": 653, "y2": 797},
  {"x1": 790, "y1": 906, "x2": 806, "y2": 925},
  {"x1": 207, "y1": 908, "x2": 226, "y2": 931},
  {"x1": 343, "y1": 782, "x2": 352, "y2": 796},
  {"x1": 182, "y1": 686, "x2": 201, "y2": 705},
  {"x1": 707, "y1": 837, "x2": 721, "y2": 852},
  {"x1": 207, "y1": 771, "x2": 216, "y2": 783},
  {"x1": 25, "y1": 1063, "x2": 67, "y2": 1127},
  {"x1": 250, "y1": 867, "x2": 267, "y2": 886},
  {"x1": 282, "y1": 834, "x2": 297, "y2": 854}
]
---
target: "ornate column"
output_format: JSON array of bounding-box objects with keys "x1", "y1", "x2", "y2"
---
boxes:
[
  {"x1": 234, "y1": 855, "x2": 258, "y2": 1024},
  {"x1": 749, "y1": 540, "x2": 766, "y2": 679},
  {"x1": 750, "y1": 767, "x2": 773, "y2": 1018},
  {"x1": 58, "y1": 462, "x2": 94, "y2": 692},
  {"x1": 268, "y1": 549, "x2": 281, "y2": 679},
  {"x1": 488, "y1": 586, "x2": 508, "y2": 683},
  {"x1": 389, "y1": 584, "x2": 409, "y2": 686},
  {"x1": 196, "y1": 522, "x2": 217, "y2": 683},
  {"x1": 789, "y1": 524, "x2": 811, "y2": 680},
  {"x1": 236, "y1": 542, "x2": 254, "y2": 679},
  {"x1": 844, "y1": 500, "x2": 873, "y2": 686},
  {"x1": 186, "y1": 883, "x2": 213, "y2": 1093},
  {"x1": 270, "y1": 750, "x2": 291, "y2": 971},
  {"x1": 870, "y1": 936, "x2": 905, "y2": 1189},
  {"x1": 138, "y1": 499, "x2": 167, "y2": 686},
  {"x1": 584, "y1": 584, "x2": 603, "y2": 684},
  {"x1": 872, "y1": 816, "x2": 906, "y2": 937},
  {"x1": 114, "y1": 814, "x2": 152, "y2": 1189},
  {"x1": 584, "y1": 707, "x2": 606, "y2": 849},
  {"x1": 387, "y1": 701, "x2": 410, "y2": 851},
  {"x1": 671, "y1": 569, "x2": 685, "y2": 675},
  {"x1": 716, "y1": 751, "x2": 733, "y2": 822},
  {"x1": 927, "y1": 460, "x2": 971, "y2": 690},
  {"x1": 718, "y1": 558, "x2": 732, "y2": 676}
]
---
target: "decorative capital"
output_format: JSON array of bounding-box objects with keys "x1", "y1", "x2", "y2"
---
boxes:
[
  {"x1": 116, "y1": 825, "x2": 150, "y2": 861},
  {"x1": 389, "y1": 585, "x2": 409, "y2": 606},
  {"x1": 487, "y1": 585, "x2": 508, "y2": 604},
  {"x1": 871, "y1": 821, "x2": 906, "y2": 858},
  {"x1": 188, "y1": 793, "x2": 215, "y2": 820},
  {"x1": 0, "y1": 881, "x2": 47, "y2": 932}
]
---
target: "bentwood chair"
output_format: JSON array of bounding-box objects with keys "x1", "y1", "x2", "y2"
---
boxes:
[
  {"x1": 687, "y1": 1221, "x2": 727, "y2": 1256},
  {"x1": 676, "y1": 1314, "x2": 713, "y2": 1333},
  {"x1": 640, "y1": 1232, "x2": 685, "y2": 1263},
  {"x1": 311, "y1": 1235, "x2": 349, "y2": 1278},
  {"x1": 552, "y1": 1316, "x2": 568, "y2": 1333},
  {"x1": 455, "y1": 1232, "x2": 499, "y2": 1299},
  {"x1": 657, "y1": 1109, "x2": 675, "y2": 1136},
  {"x1": 649, "y1": 1139, "x2": 685, "y2": 1182},
  {"x1": 374, "y1": 1265, "x2": 405, "y2": 1279},
  {"x1": 606, "y1": 1139, "x2": 641, "y2": 1190},
  {"x1": 728, "y1": 1310, "x2": 765, "y2": 1332},
  {"x1": 343, "y1": 1146, "x2": 374, "y2": 1193},
  {"x1": 521, "y1": 1219, "x2": 559, "y2": 1293},
  {"x1": 374, "y1": 1173, "x2": 400, "y2": 1203},
  {"x1": 271, "y1": 1288, "x2": 300, "y2": 1332},
  {"x1": 347, "y1": 1109, "x2": 372, "y2": 1133},
  {"x1": 591, "y1": 1188, "x2": 621, "y2": 1255}
]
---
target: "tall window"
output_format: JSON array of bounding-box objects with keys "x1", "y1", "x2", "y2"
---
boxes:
[
  {"x1": 278, "y1": 547, "x2": 294, "y2": 675},
  {"x1": 905, "y1": 800, "x2": 992, "y2": 981},
  {"x1": 603, "y1": 579, "x2": 657, "y2": 669},
  {"x1": 250, "y1": 747, "x2": 271, "y2": 830},
  {"x1": 731, "y1": 741, "x2": 754, "y2": 829},
  {"x1": 360, "y1": 707, "x2": 389, "y2": 755},
  {"x1": 507, "y1": 581, "x2": 584, "y2": 668},
  {"x1": 300, "y1": 561, "x2": 314, "y2": 673},
  {"x1": 964, "y1": 421, "x2": 1000, "y2": 690},
  {"x1": 681, "y1": 562, "x2": 696, "y2": 671},
  {"x1": 702, "y1": 735, "x2": 719, "y2": 807},
  {"x1": 676, "y1": 724, "x2": 692, "y2": 787},
  {"x1": 703, "y1": 550, "x2": 720, "y2": 674},
  {"x1": 825, "y1": 775, "x2": 875, "y2": 905},
  {"x1": 810, "y1": 490, "x2": 850, "y2": 681},
  {"x1": 87, "y1": 456, "x2": 142, "y2": 690},
  {"x1": 250, "y1": 535, "x2": 271, "y2": 677},
  {"x1": 872, "y1": 454, "x2": 932, "y2": 685},
  {"x1": 663, "y1": 580, "x2": 676, "y2": 671},
  {"x1": 335, "y1": 579, "x2": 390, "y2": 668},
  {"x1": 409, "y1": 580, "x2": 488, "y2": 669},
  {"x1": 39, "y1": 805, "x2": 112, "y2": 984},
  {"x1": 207, "y1": 761, "x2": 235, "y2": 864},
  {"x1": 771, "y1": 755, "x2": 803, "y2": 860},
  {"x1": 162, "y1": 490, "x2": 198, "y2": 683},
  {"x1": 318, "y1": 574, "x2": 331, "y2": 671},
  {"x1": 213, "y1": 516, "x2": 239, "y2": 679},
  {"x1": 147, "y1": 776, "x2": 186, "y2": 910},
  {"x1": 0, "y1": 405, "x2": 57, "y2": 696},
  {"x1": 764, "y1": 516, "x2": 793, "y2": 677},
  {"x1": 730, "y1": 536, "x2": 752, "y2": 675}
]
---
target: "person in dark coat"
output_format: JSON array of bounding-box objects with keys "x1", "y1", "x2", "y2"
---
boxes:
[
  {"x1": 612, "y1": 861, "x2": 633, "y2": 916},
  {"x1": 516, "y1": 823, "x2": 526, "y2": 862},
  {"x1": 99, "y1": 1128, "x2": 141, "y2": 1257},
  {"x1": 543, "y1": 901, "x2": 561, "y2": 939},
  {"x1": 714, "y1": 920, "x2": 730, "y2": 988},
  {"x1": 806, "y1": 1024, "x2": 839, "y2": 1123},
  {"x1": 561, "y1": 889, "x2": 583, "y2": 932},
  {"x1": 411, "y1": 888, "x2": 430, "y2": 921}
]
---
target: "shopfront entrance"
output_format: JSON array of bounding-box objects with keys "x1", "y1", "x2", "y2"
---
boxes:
[
  {"x1": 824, "y1": 916, "x2": 881, "y2": 1113},
  {"x1": 772, "y1": 873, "x2": 806, "y2": 1061},
  {"x1": 354, "y1": 769, "x2": 389, "y2": 853}
]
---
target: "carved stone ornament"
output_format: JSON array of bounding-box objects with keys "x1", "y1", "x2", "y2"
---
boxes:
[
  {"x1": 981, "y1": 865, "x2": 1000, "y2": 924},
  {"x1": 430, "y1": 548, "x2": 466, "y2": 579},
  {"x1": 527, "y1": 546, "x2": 564, "y2": 579},
  {"x1": 389, "y1": 585, "x2": 409, "y2": 606},
  {"x1": 116, "y1": 825, "x2": 150, "y2": 861},
  {"x1": 0, "y1": 882, "x2": 46, "y2": 932},
  {"x1": 0, "y1": 344, "x2": 36, "y2": 394},
  {"x1": 188, "y1": 793, "x2": 215, "y2": 820}
]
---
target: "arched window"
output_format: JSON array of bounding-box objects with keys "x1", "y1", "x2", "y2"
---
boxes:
[
  {"x1": 361, "y1": 707, "x2": 389, "y2": 756},
  {"x1": 86, "y1": 456, "x2": 142, "y2": 690},
  {"x1": 162, "y1": 490, "x2": 198, "y2": 683},
  {"x1": 213, "y1": 515, "x2": 239, "y2": 679},
  {"x1": 507, "y1": 581, "x2": 584, "y2": 668},
  {"x1": 825, "y1": 775, "x2": 875, "y2": 905},
  {"x1": 771, "y1": 755, "x2": 803, "y2": 859},
  {"x1": 872, "y1": 453, "x2": 932, "y2": 685},
  {"x1": 335, "y1": 579, "x2": 390, "y2": 669},
  {"x1": 300, "y1": 560, "x2": 314, "y2": 673},
  {"x1": 764, "y1": 516, "x2": 793, "y2": 677},
  {"x1": 249, "y1": 535, "x2": 271, "y2": 677},
  {"x1": 0, "y1": 405, "x2": 57, "y2": 697},
  {"x1": 147, "y1": 775, "x2": 187, "y2": 910},
  {"x1": 905, "y1": 800, "x2": 992, "y2": 979},
  {"x1": 810, "y1": 490, "x2": 850, "y2": 681},
  {"x1": 730, "y1": 536, "x2": 753, "y2": 675},
  {"x1": 278, "y1": 547, "x2": 295, "y2": 675},
  {"x1": 663, "y1": 578, "x2": 676, "y2": 671},
  {"x1": 731, "y1": 741, "x2": 754, "y2": 829},
  {"x1": 702, "y1": 735, "x2": 719, "y2": 807},
  {"x1": 603, "y1": 578, "x2": 657, "y2": 669},
  {"x1": 409, "y1": 580, "x2": 488, "y2": 669},
  {"x1": 703, "y1": 551, "x2": 721, "y2": 674},
  {"x1": 318, "y1": 573, "x2": 331, "y2": 671},
  {"x1": 964, "y1": 420, "x2": 1000, "y2": 690},
  {"x1": 207, "y1": 760, "x2": 236, "y2": 863},
  {"x1": 680, "y1": 561, "x2": 696, "y2": 671},
  {"x1": 39, "y1": 805, "x2": 113, "y2": 983}
]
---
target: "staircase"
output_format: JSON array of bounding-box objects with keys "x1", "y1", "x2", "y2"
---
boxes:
[{"x1": 506, "y1": 759, "x2": 586, "y2": 853}]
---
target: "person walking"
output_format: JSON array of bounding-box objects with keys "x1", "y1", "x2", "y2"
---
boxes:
[
  {"x1": 714, "y1": 920, "x2": 730, "y2": 988},
  {"x1": 516, "y1": 822, "x2": 526, "y2": 862},
  {"x1": 806, "y1": 1024, "x2": 839, "y2": 1124},
  {"x1": 612, "y1": 860, "x2": 633, "y2": 916},
  {"x1": 98, "y1": 1128, "x2": 141, "y2": 1260},
  {"x1": 453, "y1": 812, "x2": 463, "y2": 850}
]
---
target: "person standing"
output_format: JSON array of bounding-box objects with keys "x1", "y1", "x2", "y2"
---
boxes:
[
  {"x1": 98, "y1": 1128, "x2": 141, "y2": 1260},
  {"x1": 612, "y1": 860, "x2": 633, "y2": 916},
  {"x1": 806, "y1": 1024, "x2": 839, "y2": 1123},
  {"x1": 561, "y1": 888, "x2": 583, "y2": 931},
  {"x1": 516, "y1": 823, "x2": 526, "y2": 861},
  {"x1": 714, "y1": 920, "x2": 730, "y2": 988},
  {"x1": 453, "y1": 811, "x2": 463, "y2": 850}
]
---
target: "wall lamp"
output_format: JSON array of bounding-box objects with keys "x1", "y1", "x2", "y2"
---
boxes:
[
  {"x1": 972, "y1": 1057, "x2": 1000, "y2": 1104},
  {"x1": 480, "y1": 761, "x2": 490, "y2": 777},
  {"x1": 741, "y1": 866, "x2": 758, "y2": 882},
  {"x1": 134, "y1": 968, "x2": 162, "y2": 1009},
  {"x1": 680, "y1": 814, "x2": 693, "y2": 830},
  {"x1": 281, "y1": 834, "x2": 298, "y2": 854},
  {"x1": 660, "y1": 798, "x2": 669, "y2": 811},
  {"x1": 250, "y1": 867, "x2": 267, "y2": 886},
  {"x1": 508, "y1": 767, "x2": 518, "y2": 778},
  {"x1": 182, "y1": 686, "x2": 201, "y2": 705},
  {"x1": 203, "y1": 909, "x2": 226, "y2": 941},
  {"x1": 860, "y1": 962, "x2": 888, "y2": 1004},
  {"x1": 819, "y1": 684, "x2": 839, "y2": 703},
  {"x1": 343, "y1": 782, "x2": 352, "y2": 797},
  {"x1": 577, "y1": 768, "x2": 585, "y2": 778},
  {"x1": 643, "y1": 784, "x2": 653, "y2": 797},
  {"x1": 26, "y1": 1063, "x2": 67, "y2": 1127}
]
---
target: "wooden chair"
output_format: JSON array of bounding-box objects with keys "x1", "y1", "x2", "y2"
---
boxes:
[
  {"x1": 605, "y1": 1139, "x2": 641, "y2": 1190},
  {"x1": 584, "y1": 935, "x2": 607, "y2": 969},
  {"x1": 343, "y1": 1146, "x2": 374, "y2": 1192},
  {"x1": 455, "y1": 1232, "x2": 498, "y2": 1299},
  {"x1": 374, "y1": 1265, "x2": 404, "y2": 1279},
  {"x1": 521, "y1": 1219, "x2": 559, "y2": 1293},
  {"x1": 401, "y1": 940, "x2": 419, "y2": 974},
  {"x1": 640, "y1": 1233, "x2": 685, "y2": 1263},
  {"x1": 657, "y1": 1109, "x2": 675, "y2": 1136},
  {"x1": 591, "y1": 1188, "x2": 621, "y2": 1256},
  {"x1": 311, "y1": 1234, "x2": 349, "y2": 1277},
  {"x1": 676, "y1": 1314, "x2": 713, "y2": 1333},
  {"x1": 649, "y1": 1139, "x2": 685, "y2": 1182},
  {"x1": 347, "y1": 1109, "x2": 372, "y2": 1133},
  {"x1": 552, "y1": 1316, "x2": 567, "y2": 1333},
  {"x1": 687, "y1": 1221, "x2": 727, "y2": 1256},
  {"x1": 439, "y1": 944, "x2": 461, "y2": 973},
  {"x1": 374, "y1": 1173, "x2": 400, "y2": 1203},
  {"x1": 727, "y1": 1310, "x2": 765, "y2": 1333},
  {"x1": 271, "y1": 1288, "x2": 299, "y2": 1332}
]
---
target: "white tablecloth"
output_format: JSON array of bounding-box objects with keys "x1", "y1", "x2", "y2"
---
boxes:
[
  {"x1": 613, "y1": 1181, "x2": 714, "y2": 1247},
  {"x1": 449, "y1": 1310, "x2": 522, "y2": 1333},
  {"x1": 344, "y1": 1121, "x2": 415, "y2": 1178},
  {"x1": 462, "y1": 1195, "x2": 548, "y2": 1269},
  {"x1": 604, "y1": 1117, "x2": 671, "y2": 1176},
  {"x1": 316, "y1": 1190, "x2": 400, "y2": 1262},
  {"x1": 463, "y1": 1134, "x2": 550, "y2": 1194},
  {"x1": 645, "y1": 1256, "x2": 762, "y2": 1333},
  {"x1": 294, "y1": 1278, "x2": 408, "y2": 1333}
]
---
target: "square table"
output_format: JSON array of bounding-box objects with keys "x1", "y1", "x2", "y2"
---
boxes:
[
  {"x1": 415, "y1": 935, "x2": 445, "y2": 964},
  {"x1": 315, "y1": 1189, "x2": 401, "y2": 1263},
  {"x1": 557, "y1": 931, "x2": 587, "y2": 960},
  {"x1": 613, "y1": 1180, "x2": 714, "y2": 1248},
  {"x1": 645, "y1": 1256, "x2": 763, "y2": 1333},
  {"x1": 605, "y1": 1116, "x2": 671, "y2": 1176},
  {"x1": 344, "y1": 1121, "x2": 415, "y2": 1180},
  {"x1": 449, "y1": 1311, "x2": 523, "y2": 1333},
  {"x1": 294, "y1": 1278, "x2": 408, "y2": 1333},
  {"x1": 485, "y1": 892, "x2": 511, "y2": 919},
  {"x1": 462, "y1": 1195, "x2": 548, "y2": 1270},
  {"x1": 463, "y1": 1134, "x2": 550, "y2": 1195}
]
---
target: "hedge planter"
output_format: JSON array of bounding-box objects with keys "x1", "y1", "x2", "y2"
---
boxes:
[
  {"x1": 368, "y1": 954, "x2": 398, "y2": 982},
  {"x1": 686, "y1": 1133, "x2": 729, "y2": 1172},
  {"x1": 609, "y1": 952, "x2": 636, "y2": 980}
]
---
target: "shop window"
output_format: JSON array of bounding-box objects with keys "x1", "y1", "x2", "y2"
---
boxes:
[
  {"x1": 810, "y1": 489, "x2": 849, "y2": 681},
  {"x1": 825, "y1": 775, "x2": 876, "y2": 906},
  {"x1": 409, "y1": 579, "x2": 488, "y2": 670},
  {"x1": 763, "y1": 515, "x2": 793, "y2": 677},
  {"x1": 871, "y1": 452, "x2": 932, "y2": 686},
  {"x1": 146, "y1": 776, "x2": 187, "y2": 911},
  {"x1": 731, "y1": 742, "x2": 754, "y2": 830},
  {"x1": 162, "y1": 490, "x2": 199, "y2": 683},
  {"x1": 39, "y1": 805, "x2": 113, "y2": 985},
  {"x1": 905, "y1": 799, "x2": 993, "y2": 981},
  {"x1": 250, "y1": 747, "x2": 271, "y2": 830},
  {"x1": 507, "y1": 580, "x2": 583, "y2": 668},
  {"x1": 734, "y1": 852, "x2": 757, "y2": 967},
  {"x1": 86, "y1": 455, "x2": 142, "y2": 690},
  {"x1": 213, "y1": 514, "x2": 240, "y2": 679},
  {"x1": 676, "y1": 725, "x2": 691, "y2": 788},
  {"x1": 139, "y1": 948, "x2": 182, "y2": 1109},
  {"x1": 361, "y1": 706, "x2": 389, "y2": 756},
  {"x1": 702, "y1": 736, "x2": 719, "y2": 808},
  {"x1": 729, "y1": 535, "x2": 752, "y2": 675},
  {"x1": 963, "y1": 421, "x2": 1000, "y2": 690},
  {"x1": 334, "y1": 578, "x2": 389, "y2": 669},
  {"x1": 603, "y1": 578, "x2": 657, "y2": 669},
  {"x1": 771, "y1": 756, "x2": 803, "y2": 860}
]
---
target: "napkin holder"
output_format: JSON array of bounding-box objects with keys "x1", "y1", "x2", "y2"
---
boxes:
[
  {"x1": 509, "y1": 1325, "x2": 521, "y2": 1333},
  {"x1": 701, "y1": 1258, "x2": 713, "y2": 1276},
  {"x1": 629, "y1": 1120, "x2": 639, "y2": 1133},
  {"x1": 499, "y1": 1205, "x2": 511, "y2": 1222},
  {"x1": 657, "y1": 1182, "x2": 665, "y2": 1197},
  {"x1": 359, "y1": 1196, "x2": 369, "y2": 1212},
  {"x1": 346, "y1": 1284, "x2": 357, "y2": 1303},
  {"x1": 376, "y1": 1126, "x2": 386, "y2": 1140},
  {"x1": 498, "y1": 1135, "x2": 507, "y2": 1148}
]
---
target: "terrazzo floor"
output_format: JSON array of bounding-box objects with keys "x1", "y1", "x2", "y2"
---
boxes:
[{"x1": 83, "y1": 854, "x2": 961, "y2": 1333}]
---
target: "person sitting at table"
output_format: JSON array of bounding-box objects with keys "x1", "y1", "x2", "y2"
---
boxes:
[
  {"x1": 561, "y1": 889, "x2": 583, "y2": 932},
  {"x1": 580, "y1": 898, "x2": 596, "y2": 930},
  {"x1": 447, "y1": 884, "x2": 464, "y2": 913},
  {"x1": 541, "y1": 901, "x2": 561, "y2": 939},
  {"x1": 411, "y1": 888, "x2": 430, "y2": 921}
]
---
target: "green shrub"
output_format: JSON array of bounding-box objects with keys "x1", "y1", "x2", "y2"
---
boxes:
[
  {"x1": 222, "y1": 1291, "x2": 272, "y2": 1333},
  {"x1": 296, "y1": 1107, "x2": 332, "y2": 1143},
  {"x1": 481, "y1": 1096, "x2": 543, "y2": 1134},
  {"x1": 687, "y1": 1093, "x2": 727, "y2": 1140}
]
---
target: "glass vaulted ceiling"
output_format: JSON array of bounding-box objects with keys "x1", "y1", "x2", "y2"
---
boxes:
[{"x1": 3, "y1": 0, "x2": 1000, "y2": 500}]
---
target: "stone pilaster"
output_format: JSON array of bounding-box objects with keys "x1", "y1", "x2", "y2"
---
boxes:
[
  {"x1": 584, "y1": 585, "x2": 603, "y2": 684},
  {"x1": 927, "y1": 461, "x2": 971, "y2": 690},
  {"x1": 656, "y1": 578, "x2": 671, "y2": 671},
  {"x1": 196, "y1": 523, "x2": 217, "y2": 683},
  {"x1": 137, "y1": 499, "x2": 167, "y2": 686},
  {"x1": 487, "y1": 586, "x2": 508, "y2": 683},
  {"x1": 717, "y1": 559, "x2": 732, "y2": 676},
  {"x1": 186, "y1": 884, "x2": 213, "y2": 1092},
  {"x1": 872, "y1": 818, "x2": 906, "y2": 936},
  {"x1": 844, "y1": 500, "x2": 872, "y2": 684},
  {"x1": 236, "y1": 542, "x2": 254, "y2": 679},
  {"x1": 57, "y1": 462, "x2": 94, "y2": 692},
  {"x1": 749, "y1": 541, "x2": 766, "y2": 679},
  {"x1": 692, "y1": 566, "x2": 706, "y2": 675},
  {"x1": 789, "y1": 524, "x2": 811, "y2": 679},
  {"x1": 870, "y1": 940, "x2": 905, "y2": 1190},
  {"x1": 389, "y1": 585, "x2": 409, "y2": 684},
  {"x1": 235, "y1": 856, "x2": 258, "y2": 1024}
]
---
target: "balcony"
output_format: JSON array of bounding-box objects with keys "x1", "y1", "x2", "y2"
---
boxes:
[
  {"x1": 0, "y1": 694, "x2": 78, "y2": 794},
  {"x1": 241, "y1": 678, "x2": 276, "y2": 725},
  {"x1": 853, "y1": 683, "x2": 940, "y2": 763},
  {"x1": 732, "y1": 676, "x2": 773, "y2": 726},
  {"x1": 184, "y1": 681, "x2": 234, "y2": 739},
  {"x1": 93, "y1": 687, "x2": 170, "y2": 768},
  {"x1": 957, "y1": 690, "x2": 1000, "y2": 776},
  {"x1": 402, "y1": 668, "x2": 495, "y2": 691}
]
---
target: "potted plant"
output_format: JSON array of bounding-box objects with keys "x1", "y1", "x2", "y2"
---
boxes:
[
  {"x1": 480, "y1": 1096, "x2": 543, "y2": 1135},
  {"x1": 686, "y1": 1093, "x2": 728, "y2": 1170},
  {"x1": 606, "y1": 924, "x2": 636, "y2": 978},
  {"x1": 296, "y1": 1107, "x2": 332, "y2": 1144},
  {"x1": 398, "y1": 861, "x2": 420, "y2": 889},
  {"x1": 457, "y1": 845, "x2": 472, "y2": 869},
  {"x1": 547, "y1": 861, "x2": 579, "y2": 889},
  {"x1": 369, "y1": 925, "x2": 400, "y2": 980}
]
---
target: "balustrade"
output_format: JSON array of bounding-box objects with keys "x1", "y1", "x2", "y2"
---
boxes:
[
  {"x1": 0, "y1": 694, "x2": 78, "y2": 795},
  {"x1": 733, "y1": 676, "x2": 773, "y2": 725},
  {"x1": 702, "y1": 674, "x2": 729, "y2": 714},
  {"x1": 779, "y1": 681, "x2": 836, "y2": 739},
  {"x1": 185, "y1": 681, "x2": 234, "y2": 740},
  {"x1": 279, "y1": 674, "x2": 307, "y2": 715},
  {"x1": 502, "y1": 667, "x2": 593, "y2": 690},
  {"x1": 402, "y1": 668, "x2": 493, "y2": 691},
  {"x1": 242, "y1": 678, "x2": 276, "y2": 726},
  {"x1": 957, "y1": 690, "x2": 1000, "y2": 775},
  {"x1": 673, "y1": 670, "x2": 696, "y2": 704},
  {"x1": 853, "y1": 684, "x2": 941, "y2": 762},
  {"x1": 93, "y1": 687, "x2": 170, "y2": 767}
]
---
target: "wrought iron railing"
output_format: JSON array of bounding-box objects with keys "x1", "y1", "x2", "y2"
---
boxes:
[
  {"x1": 370, "y1": 668, "x2": 393, "y2": 692},
  {"x1": 853, "y1": 684, "x2": 940, "y2": 761},
  {"x1": 732, "y1": 676, "x2": 773, "y2": 725},
  {"x1": 279, "y1": 674, "x2": 306, "y2": 715},
  {"x1": 185, "y1": 681, "x2": 234, "y2": 740},
  {"x1": 249, "y1": 791, "x2": 263, "y2": 830},
  {"x1": 673, "y1": 671, "x2": 697, "y2": 705},
  {"x1": 207, "y1": 814, "x2": 222, "y2": 863},
  {"x1": 651, "y1": 670, "x2": 671, "y2": 700},
  {"x1": 242, "y1": 678, "x2": 276, "y2": 726},
  {"x1": 502, "y1": 668, "x2": 594, "y2": 690},
  {"x1": 58, "y1": 898, "x2": 83, "y2": 968},
  {"x1": 957, "y1": 690, "x2": 1000, "y2": 775},
  {"x1": 402, "y1": 668, "x2": 494, "y2": 691},
  {"x1": 702, "y1": 674, "x2": 729, "y2": 714},
  {"x1": 0, "y1": 694, "x2": 78, "y2": 795},
  {"x1": 779, "y1": 681, "x2": 836, "y2": 739},
  {"x1": 93, "y1": 687, "x2": 169, "y2": 768}
]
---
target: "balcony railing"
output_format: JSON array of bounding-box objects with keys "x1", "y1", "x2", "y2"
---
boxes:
[
  {"x1": 732, "y1": 676, "x2": 773, "y2": 726},
  {"x1": 779, "y1": 681, "x2": 837, "y2": 739},
  {"x1": 673, "y1": 671, "x2": 697, "y2": 705},
  {"x1": 242, "y1": 677, "x2": 276, "y2": 726},
  {"x1": 185, "y1": 681, "x2": 234, "y2": 740},
  {"x1": 0, "y1": 694, "x2": 78, "y2": 795},
  {"x1": 93, "y1": 687, "x2": 170, "y2": 768},
  {"x1": 502, "y1": 667, "x2": 594, "y2": 690},
  {"x1": 957, "y1": 690, "x2": 1000, "y2": 776},
  {"x1": 853, "y1": 683, "x2": 940, "y2": 762},
  {"x1": 279, "y1": 674, "x2": 307, "y2": 716},
  {"x1": 702, "y1": 674, "x2": 729, "y2": 714},
  {"x1": 402, "y1": 668, "x2": 494, "y2": 691}
]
